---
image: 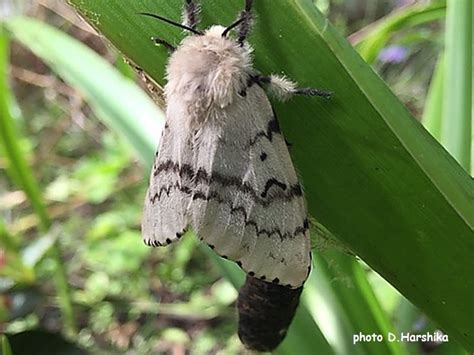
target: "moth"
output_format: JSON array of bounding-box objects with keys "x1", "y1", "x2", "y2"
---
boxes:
[{"x1": 141, "y1": 0, "x2": 330, "y2": 351}]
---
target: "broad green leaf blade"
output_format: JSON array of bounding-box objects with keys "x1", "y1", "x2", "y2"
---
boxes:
[
  {"x1": 442, "y1": 0, "x2": 472, "y2": 171},
  {"x1": 294, "y1": 2, "x2": 473, "y2": 349},
  {"x1": 19, "y1": 0, "x2": 474, "y2": 350}
]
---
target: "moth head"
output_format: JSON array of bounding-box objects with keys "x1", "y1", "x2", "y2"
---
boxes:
[{"x1": 166, "y1": 24, "x2": 252, "y2": 112}]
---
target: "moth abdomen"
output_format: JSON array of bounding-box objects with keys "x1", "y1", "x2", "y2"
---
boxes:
[{"x1": 237, "y1": 275, "x2": 303, "y2": 352}]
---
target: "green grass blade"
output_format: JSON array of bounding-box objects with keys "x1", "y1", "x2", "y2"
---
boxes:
[
  {"x1": 423, "y1": 54, "x2": 445, "y2": 140},
  {"x1": 10, "y1": 0, "x2": 474, "y2": 350},
  {"x1": 441, "y1": 0, "x2": 472, "y2": 171}
]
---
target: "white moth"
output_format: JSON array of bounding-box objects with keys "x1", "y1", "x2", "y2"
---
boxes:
[{"x1": 141, "y1": 0, "x2": 330, "y2": 289}]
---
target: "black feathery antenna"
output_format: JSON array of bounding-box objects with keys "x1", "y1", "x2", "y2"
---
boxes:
[
  {"x1": 237, "y1": 0, "x2": 254, "y2": 44},
  {"x1": 244, "y1": 0, "x2": 253, "y2": 11},
  {"x1": 223, "y1": 0, "x2": 254, "y2": 39},
  {"x1": 184, "y1": 0, "x2": 200, "y2": 30}
]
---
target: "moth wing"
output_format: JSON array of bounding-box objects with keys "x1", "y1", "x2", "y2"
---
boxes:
[
  {"x1": 241, "y1": 122, "x2": 311, "y2": 288},
  {"x1": 142, "y1": 113, "x2": 192, "y2": 247},
  {"x1": 191, "y1": 85, "x2": 311, "y2": 288}
]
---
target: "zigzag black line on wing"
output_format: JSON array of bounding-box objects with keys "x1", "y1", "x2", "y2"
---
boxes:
[
  {"x1": 248, "y1": 115, "x2": 281, "y2": 147},
  {"x1": 150, "y1": 181, "x2": 301, "y2": 207},
  {"x1": 261, "y1": 178, "x2": 288, "y2": 198},
  {"x1": 149, "y1": 185, "x2": 308, "y2": 240},
  {"x1": 153, "y1": 160, "x2": 302, "y2": 203}
]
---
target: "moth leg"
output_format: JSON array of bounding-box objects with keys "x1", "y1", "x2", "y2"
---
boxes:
[
  {"x1": 237, "y1": 0, "x2": 254, "y2": 45},
  {"x1": 251, "y1": 74, "x2": 332, "y2": 101},
  {"x1": 183, "y1": 0, "x2": 201, "y2": 30},
  {"x1": 151, "y1": 36, "x2": 176, "y2": 53}
]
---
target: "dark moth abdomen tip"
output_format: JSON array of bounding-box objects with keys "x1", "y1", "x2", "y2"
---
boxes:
[{"x1": 237, "y1": 275, "x2": 303, "y2": 352}]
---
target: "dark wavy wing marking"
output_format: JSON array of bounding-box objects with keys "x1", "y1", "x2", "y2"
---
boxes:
[
  {"x1": 260, "y1": 178, "x2": 287, "y2": 198},
  {"x1": 142, "y1": 121, "x2": 193, "y2": 248},
  {"x1": 248, "y1": 114, "x2": 281, "y2": 147},
  {"x1": 151, "y1": 160, "x2": 302, "y2": 205},
  {"x1": 148, "y1": 183, "x2": 308, "y2": 241}
]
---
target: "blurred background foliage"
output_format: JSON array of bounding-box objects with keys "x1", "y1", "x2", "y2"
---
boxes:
[{"x1": 0, "y1": 0, "x2": 472, "y2": 354}]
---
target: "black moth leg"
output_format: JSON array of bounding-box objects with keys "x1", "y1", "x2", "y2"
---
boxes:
[
  {"x1": 251, "y1": 74, "x2": 333, "y2": 99},
  {"x1": 184, "y1": 0, "x2": 200, "y2": 30},
  {"x1": 151, "y1": 36, "x2": 176, "y2": 53},
  {"x1": 238, "y1": 0, "x2": 254, "y2": 45}
]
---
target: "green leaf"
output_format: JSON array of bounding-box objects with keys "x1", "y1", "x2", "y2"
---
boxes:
[{"x1": 6, "y1": 0, "x2": 474, "y2": 351}]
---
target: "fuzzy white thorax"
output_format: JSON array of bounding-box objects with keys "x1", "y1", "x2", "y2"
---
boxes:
[{"x1": 165, "y1": 25, "x2": 253, "y2": 127}]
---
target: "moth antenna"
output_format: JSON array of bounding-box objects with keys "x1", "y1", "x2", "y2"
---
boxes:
[
  {"x1": 139, "y1": 12, "x2": 203, "y2": 35},
  {"x1": 244, "y1": 0, "x2": 253, "y2": 12},
  {"x1": 237, "y1": 0, "x2": 254, "y2": 45},
  {"x1": 222, "y1": 17, "x2": 245, "y2": 38},
  {"x1": 183, "y1": 0, "x2": 201, "y2": 30}
]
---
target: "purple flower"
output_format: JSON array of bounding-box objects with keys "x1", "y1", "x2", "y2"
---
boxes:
[{"x1": 378, "y1": 45, "x2": 408, "y2": 64}]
